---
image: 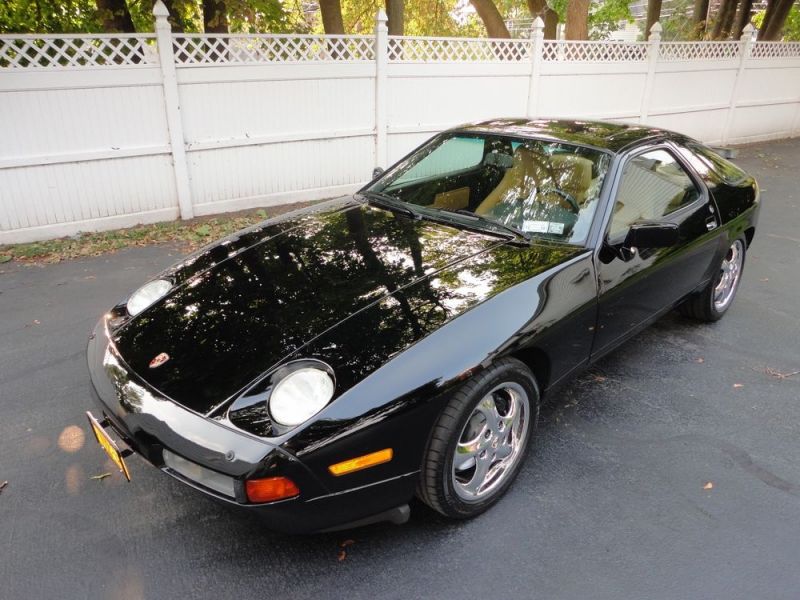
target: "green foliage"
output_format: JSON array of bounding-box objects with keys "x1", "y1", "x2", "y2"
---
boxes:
[
  {"x1": 550, "y1": 0, "x2": 633, "y2": 40},
  {"x1": 0, "y1": 0, "x2": 105, "y2": 33},
  {"x1": 753, "y1": 6, "x2": 800, "y2": 40},
  {"x1": 653, "y1": 0, "x2": 697, "y2": 40}
]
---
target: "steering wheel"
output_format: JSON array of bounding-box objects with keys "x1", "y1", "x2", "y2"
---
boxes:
[{"x1": 540, "y1": 187, "x2": 580, "y2": 214}]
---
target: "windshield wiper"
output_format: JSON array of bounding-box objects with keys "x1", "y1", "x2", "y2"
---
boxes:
[
  {"x1": 439, "y1": 208, "x2": 530, "y2": 242},
  {"x1": 360, "y1": 191, "x2": 418, "y2": 219}
]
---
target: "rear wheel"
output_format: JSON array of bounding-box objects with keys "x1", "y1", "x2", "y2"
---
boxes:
[
  {"x1": 679, "y1": 237, "x2": 746, "y2": 322},
  {"x1": 417, "y1": 358, "x2": 539, "y2": 518}
]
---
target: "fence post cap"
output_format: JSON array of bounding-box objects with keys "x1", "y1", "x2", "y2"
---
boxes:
[
  {"x1": 649, "y1": 21, "x2": 662, "y2": 34},
  {"x1": 376, "y1": 9, "x2": 388, "y2": 24},
  {"x1": 152, "y1": 0, "x2": 169, "y2": 18},
  {"x1": 741, "y1": 23, "x2": 754, "y2": 40},
  {"x1": 532, "y1": 16, "x2": 545, "y2": 30}
]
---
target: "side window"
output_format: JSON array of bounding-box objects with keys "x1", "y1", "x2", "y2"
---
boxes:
[
  {"x1": 391, "y1": 136, "x2": 484, "y2": 186},
  {"x1": 608, "y1": 149, "x2": 701, "y2": 239}
]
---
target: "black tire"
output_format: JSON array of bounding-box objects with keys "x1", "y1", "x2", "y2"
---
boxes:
[
  {"x1": 417, "y1": 357, "x2": 540, "y2": 519},
  {"x1": 679, "y1": 236, "x2": 746, "y2": 322}
]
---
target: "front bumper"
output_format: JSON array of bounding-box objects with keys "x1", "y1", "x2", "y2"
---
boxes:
[{"x1": 87, "y1": 317, "x2": 414, "y2": 533}]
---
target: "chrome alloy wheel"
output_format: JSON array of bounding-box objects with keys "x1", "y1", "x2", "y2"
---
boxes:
[
  {"x1": 452, "y1": 382, "x2": 530, "y2": 502},
  {"x1": 714, "y1": 239, "x2": 744, "y2": 312}
]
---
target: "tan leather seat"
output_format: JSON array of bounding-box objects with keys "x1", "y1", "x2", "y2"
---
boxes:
[
  {"x1": 476, "y1": 149, "x2": 594, "y2": 216},
  {"x1": 475, "y1": 147, "x2": 548, "y2": 215},
  {"x1": 549, "y1": 154, "x2": 593, "y2": 205}
]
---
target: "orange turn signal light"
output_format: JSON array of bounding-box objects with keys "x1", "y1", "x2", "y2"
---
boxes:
[
  {"x1": 245, "y1": 476, "x2": 300, "y2": 503},
  {"x1": 328, "y1": 448, "x2": 393, "y2": 476}
]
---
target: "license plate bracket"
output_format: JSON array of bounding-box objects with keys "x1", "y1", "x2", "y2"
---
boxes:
[{"x1": 86, "y1": 411, "x2": 132, "y2": 481}]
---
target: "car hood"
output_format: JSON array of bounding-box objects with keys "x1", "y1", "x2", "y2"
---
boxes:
[{"x1": 112, "y1": 198, "x2": 582, "y2": 415}]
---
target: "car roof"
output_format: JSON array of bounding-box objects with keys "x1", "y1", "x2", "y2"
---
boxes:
[{"x1": 451, "y1": 118, "x2": 675, "y2": 153}]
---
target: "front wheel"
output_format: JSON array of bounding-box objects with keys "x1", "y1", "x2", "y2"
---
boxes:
[
  {"x1": 679, "y1": 237, "x2": 746, "y2": 322},
  {"x1": 417, "y1": 358, "x2": 540, "y2": 519}
]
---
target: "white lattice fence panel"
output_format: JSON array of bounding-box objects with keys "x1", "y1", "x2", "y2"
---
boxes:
[
  {"x1": 659, "y1": 41, "x2": 741, "y2": 61},
  {"x1": 750, "y1": 42, "x2": 800, "y2": 59},
  {"x1": 542, "y1": 40, "x2": 648, "y2": 62},
  {"x1": 387, "y1": 36, "x2": 531, "y2": 62},
  {"x1": 172, "y1": 34, "x2": 374, "y2": 64},
  {"x1": 0, "y1": 34, "x2": 156, "y2": 68}
]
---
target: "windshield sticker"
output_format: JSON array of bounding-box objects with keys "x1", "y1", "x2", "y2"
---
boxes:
[
  {"x1": 523, "y1": 220, "x2": 550, "y2": 233},
  {"x1": 523, "y1": 220, "x2": 564, "y2": 234}
]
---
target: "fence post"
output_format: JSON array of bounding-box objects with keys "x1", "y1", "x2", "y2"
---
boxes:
[
  {"x1": 526, "y1": 17, "x2": 545, "y2": 118},
  {"x1": 721, "y1": 23, "x2": 754, "y2": 145},
  {"x1": 374, "y1": 10, "x2": 389, "y2": 169},
  {"x1": 639, "y1": 21, "x2": 661, "y2": 124},
  {"x1": 153, "y1": 0, "x2": 194, "y2": 220}
]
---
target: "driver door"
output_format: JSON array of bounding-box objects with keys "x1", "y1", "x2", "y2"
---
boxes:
[{"x1": 591, "y1": 145, "x2": 721, "y2": 359}]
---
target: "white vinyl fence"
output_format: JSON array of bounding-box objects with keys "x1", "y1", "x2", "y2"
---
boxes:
[{"x1": 1, "y1": 2, "x2": 799, "y2": 243}]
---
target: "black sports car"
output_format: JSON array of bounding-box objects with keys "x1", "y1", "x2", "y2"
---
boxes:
[{"x1": 87, "y1": 119, "x2": 759, "y2": 533}]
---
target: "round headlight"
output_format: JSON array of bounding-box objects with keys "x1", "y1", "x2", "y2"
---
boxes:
[
  {"x1": 269, "y1": 367, "x2": 335, "y2": 427},
  {"x1": 127, "y1": 279, "x2": 172, "y2": 316}
]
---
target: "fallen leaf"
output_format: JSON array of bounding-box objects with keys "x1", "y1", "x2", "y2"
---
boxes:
[
  {"x1": 340, "y1": 539, "x2": 355, "y2": 548},
  {"x1": 759, "y1": 277, "x2": 769, "y2": 282},
  {"x1": 83, "y1": 275, "x2": 96, "y2": 280},
  {"x1": 90, "y1": 472, "x2": 112, "y2": 481},
  {"x1": 695, "y1": 358, "x2": 704, "y2": 363},
  {"x1": 337, "y1": 549, "x2": 347, "y2": 562},
  {"x1": 733, "y1": 383, "x2": 744, "y2": 388},
  {"x1": 33, "y1": 319, "x2": 40, "y2": 325},
  {"x1": 703, "y1": 481, "x2": 713, "y2": 490},
  {"x1": 593, "y1": 375, "x2": 606, "y2": 382},
  {"x1": 762, "y1": 367, "x2": 800, "y2": 380},
  {"x1": 0, "y1": 480, "x2": 7, "y2": 494}
]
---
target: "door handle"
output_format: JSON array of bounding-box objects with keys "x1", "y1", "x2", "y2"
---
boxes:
[{"x1": 705, "y1": 215, "x2": 718, "y2": 231}]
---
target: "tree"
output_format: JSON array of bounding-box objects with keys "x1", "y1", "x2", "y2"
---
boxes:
[
  {"x1": 645, "y1": 0, "x2": 662, "y2": 37},
  {"x1": 526, "y1": 0, "x2": 558, "y2": 39},
  {"x1": 202, "y1": 0, "x2": 227, "y2": 32},
  {"x1": 386, "y1": 0, "x2": 404, "y2": 35},
  {"x1": 758, "y1": 0, "x2": 796, "y2": 40},
  {"x1": 469, "y1": 0, "x2": 512, "y2": 38},
  {"x1": 710, "y1": 0, "x2": 738, "y2": 38},
  {"x1": 319, "y1": 0, "x2": 345, "y2": 33},
  {"x1": 96, "y1": 0, "x2": 135, "y2": 32},
  {"x1": 692, "y1": 0, "x2": 710, "y2": 37},
  {"x1": 565, "y1": 0, "x2": 589, "y2": 39},
  {"x1": 732, "y1": 0, "x2": 754, "y2": 37}
]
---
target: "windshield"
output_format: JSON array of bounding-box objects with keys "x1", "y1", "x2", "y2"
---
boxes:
[{"x1": 366, "y1": 132, "x2": 611, "y2": 244}]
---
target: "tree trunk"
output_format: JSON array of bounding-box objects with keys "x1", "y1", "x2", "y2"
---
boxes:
[
  {"x1": 759, "y1": 0, "x2": 795, "y2": 40},
  {"x1": 470, "y1": 0, "x2": 511, "y2": 38},
  {"x1": 711, "y1": 0, "x2": 739, "y2": 39},
  {"x1": 544, "y1": 9, "x2": 558, "y2": 39},
  {"x1": 565, "y1": 0, "x2": 590, "y2": 40},
  {"x1": 319, "y1": 0, "x2": 345, "y2": 34},
  {"x1": 692, "y1": 0, "x2": 710, "y2": 37},
  {"x1": 732, "y1": 0, "x2": 754, "y2": 37},
  {"x1": 96, "y1": 0, "x2": 135, "y2": 32},
  {"x1": 645, "y1": 0, "x2": 663, "y2": 38},
  {"x1": 202, "y1": 0, "x2": 228, "y2": 33},
  {"x1": 527, "y1": 0, "x2": 558, "y2": 39},
  {"x1": 386, "y1": 0, "x2": 404, "y2": 36}
]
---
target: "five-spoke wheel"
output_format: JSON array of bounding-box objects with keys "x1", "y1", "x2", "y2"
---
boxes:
[{"x1": 418, "y1": 358, "x2": 539, "y2": 518}]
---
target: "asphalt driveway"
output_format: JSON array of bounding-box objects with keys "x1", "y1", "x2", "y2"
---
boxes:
[{"x1": 1, "y1": 137, "x2": 799, "y2": 600}]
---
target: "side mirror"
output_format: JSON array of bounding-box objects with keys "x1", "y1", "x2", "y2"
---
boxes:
[
  {"x1": 372, "y1": 166, "x2": 385, "y2": 180},
  {"x1": 624, "y1": 222, "x2": 679, "y2": 250}
]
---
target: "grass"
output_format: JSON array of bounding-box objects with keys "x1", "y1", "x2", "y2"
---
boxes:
[{"x1": 0, "y1": 202, "x2": 315, "y2": 265}]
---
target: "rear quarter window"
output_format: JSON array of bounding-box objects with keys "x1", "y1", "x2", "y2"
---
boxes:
[{"x1": 679, "y1": 143, "x2": 749, "y2": 186}]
